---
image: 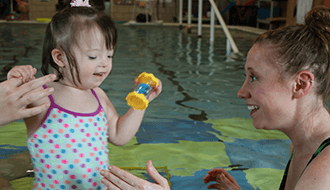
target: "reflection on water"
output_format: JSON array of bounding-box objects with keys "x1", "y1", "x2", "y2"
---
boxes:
[{"x1": 0, "y1": 24, "x2": 257, "y2": 121}]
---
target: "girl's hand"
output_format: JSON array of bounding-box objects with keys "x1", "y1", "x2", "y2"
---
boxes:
[
  {"x1": 203, "y1": 168, "x2": 241, "y2": 190},
  {"x1": 133, "y1": 78, "x2": 162, "y2": 102},
  {"x1": 7, "y1": 65, "x2": 37, "y2": 83},
  {"x1": 100, "y1": 160, "x2": 170, "y2": 190}
]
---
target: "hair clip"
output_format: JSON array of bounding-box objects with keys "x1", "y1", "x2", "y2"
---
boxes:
[{"x1": 70, "y1": 0, "x2": 91, "y2": 7}]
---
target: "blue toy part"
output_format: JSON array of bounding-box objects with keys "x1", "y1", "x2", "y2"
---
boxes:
[{"x1": 136, "y1": 83, "x2": 151, "y2": 96}]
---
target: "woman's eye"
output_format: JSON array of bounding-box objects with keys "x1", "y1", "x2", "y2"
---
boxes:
[
  {"x1": 250, "y1": 75, "x2": 257, "y2": 82},
  {"x1": 243, "y1": 74, "x2": 257, "y2": 82},
  {"x1": 88, "y1": 56, "x2": 97, "y2": 60}
]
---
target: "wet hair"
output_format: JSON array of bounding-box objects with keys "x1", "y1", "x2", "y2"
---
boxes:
[
  {"x1": 41, "y1": 6, "x2": 117, "y2": 85},
  {"x1": 254, "y1": 6, "x2": 330, "y2": 101}
]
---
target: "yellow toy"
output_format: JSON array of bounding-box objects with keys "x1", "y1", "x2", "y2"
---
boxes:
[{"x1": 126, "y1": 72, "x2": 159, "y2": 110}]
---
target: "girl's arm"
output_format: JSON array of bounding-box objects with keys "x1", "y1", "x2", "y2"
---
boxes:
[{"x1": 94, "y1": 81, "x2": 162, "y2": 146}]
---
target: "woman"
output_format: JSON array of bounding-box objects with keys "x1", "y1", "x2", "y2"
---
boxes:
[{"x1": 100, "y1": 6, "x2": 330, "y2": 190}]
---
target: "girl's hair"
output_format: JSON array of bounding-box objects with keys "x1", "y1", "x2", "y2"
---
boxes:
[
  {"x1": 41, "y1": 7, "x2": 117, "y2": 85},
  {"x1": 255, "y1": 6, "x2": 330, "y2": 101}
]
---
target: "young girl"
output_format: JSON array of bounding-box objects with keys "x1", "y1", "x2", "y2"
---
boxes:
[{"x1": 7, "y1": 2, "x2": 162, "y2": 190}]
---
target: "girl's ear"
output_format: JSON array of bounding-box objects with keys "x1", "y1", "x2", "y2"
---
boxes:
[
  {"x1": 51, "y1": 48, "x2": 66, "y2": 68},
  {"x1": 292, "y1": 70, "x2": 315, "y2": 99}
]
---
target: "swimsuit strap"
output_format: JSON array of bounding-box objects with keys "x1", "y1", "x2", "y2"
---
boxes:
[
  {"x1": 90, "y1": 88, "x2": 102, "y2": 108},
  {"x1": 279, "y1": 137, "x2": 330, "y2": 190},
  {"x1": 300, "y1": 137, "x2": 330, "y2": 175},
  {"x1": 42, "y1": 85, "x2": 55, "y2": 105}
]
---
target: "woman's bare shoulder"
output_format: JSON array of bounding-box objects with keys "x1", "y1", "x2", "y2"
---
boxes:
[{"x1": 295, "y1": 145, "x2": 330, "y2": 189}]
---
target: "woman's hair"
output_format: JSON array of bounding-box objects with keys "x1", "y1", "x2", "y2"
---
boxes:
[
  {"x1": 41, "y1": 7, "x2": 117, "y2": 85},
  {"x1": 255, "y1": 6, "x2": 330, "y2": 101}
]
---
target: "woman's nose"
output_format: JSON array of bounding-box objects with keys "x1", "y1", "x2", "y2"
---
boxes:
[{"x1": 237, "y1": 83, "x2": 250, "y2": 99}]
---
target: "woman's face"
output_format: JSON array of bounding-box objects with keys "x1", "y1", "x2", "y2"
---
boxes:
[{"x1": 237, "y1": 43, "x2": 295, "y2": 131}]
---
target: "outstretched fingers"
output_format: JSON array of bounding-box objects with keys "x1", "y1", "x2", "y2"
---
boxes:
[
  {"x1": 101, "y1": 165, "x2": 137, "y2": 190},
  {"x1": 146, "y1": 160, "x2": 170, "y2": 189}
]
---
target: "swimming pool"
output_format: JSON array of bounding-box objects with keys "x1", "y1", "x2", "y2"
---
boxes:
[{"x1": 0, "y1": 23, "x2": 291, "y2": 190}]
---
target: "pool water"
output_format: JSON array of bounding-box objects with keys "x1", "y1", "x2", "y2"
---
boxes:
[{"x1": 0, "y1": 23, "x2": 291, "y2": 190}]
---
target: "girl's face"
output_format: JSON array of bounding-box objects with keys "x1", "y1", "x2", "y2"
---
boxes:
[
  {"x1": 237, "y1": 43, "x2": 295, "y2": 131},
  {"x1": 63, "y1": 27, "x2": 114, "y2": 90}
]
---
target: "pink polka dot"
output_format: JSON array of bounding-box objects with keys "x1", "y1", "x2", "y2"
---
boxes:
[
  {"x1": 52, "y1": 114, "x2": 57, "y2": 118},
  {"x1": 35, "y1": 154, "x2": 40, "y2": 158},
  {"x1": 54, "y1": 180, "x2": 59, "y2": 184},
  {"x1": 41, "y1": 183, "x2": 45, "y2": 187},
  {"x1": 47, "y1": 129, "x2": 52, "y2": 134},
  {"x1": 56, "y1": 165, "x2": 62, "y2": 169},
  {"x1": 55, "y1": 144, "x2": 60, "y2": 149},
  {"x1": 82, "y1": 174, "x2": 87, "y2": 178},
  {"x1": 98, "y1": 127, "x2": 101, "y2": 131},
  {"x1": 82, "y1": 138, "x2": 86, "y2": 143},
  {"x1": 70, "y1": 175, "x2": 76, "y2": 179},
  {"x1": 42, "y1": 134, "x2": 48, "y2": 139},
  {"x1": 57, "y1": 110, "x2": 62, "y2": 113},
  {"x1": 79, "y1": 153, "x2": 84, "y2": 158},
  {"x1": 100, "y1": 161, "x2": 103, "y2": 165},
  {"x1": 90, "y1": 152, "x2": 94, "y2": 157},
  {"x1": 94, "y1": 132, "x2": 98, "y2": 136},
  {"x1": 75, "y1": 124, "x2": 79, "y2": 128},
  {"x1": 64, "y1": 124, "x2": 69, "y2": 128},
  {"x1": 79, "y1": 119, "x2": 84, "y2": 123},
  {"x1": 45, "y1": 164, "x2": 50, "y2": 169},
  {"x1": 74, "y1": 159, "x2": 79, "y2": 163},
  {"x1": 86, "y1": 133, "x2": 90, "y2": 137},
  {"x1": 96, "y1": 167, "x2": 100, "y2": 171},
  {"x1": 93, "y1": 147, "x2": 98, "y2": 151},
  {"x1": 50, "y1": 149, "x2": 55, "y2": 153},
  {"x1": 39, "y1": 149, "x2": 43, "y2": 153},
  {"x1": 89, "y1": 118, "x2": 93, "y2": 122},
  {"x1": 93, "y1": 182, "x2": 97, "y2": 186},
  {"x1": 71, "y1": 139, "x2": 76, "y2": 143},
  {"x1": 33, "y1": 134, "x2": 38, "y2": 138},
  {"x1": 59, "y1": 129, "x2": 64, "y2": 133},
  {"x1": 66, "y1": 144, "x2": 71, "y2": 148},
  {"x1": 87, "y1": 168, "x2": 92, "y2": 173},
  {"x1": 62, "y1": 160, "x2": 67, "y2": 164},
  {"x1": 30, "y1": 139, "x2": 34, "y2": 143}
]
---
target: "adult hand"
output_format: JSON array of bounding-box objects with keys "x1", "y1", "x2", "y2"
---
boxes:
[
  {"x1": 100, "y1": 160, "x2": 170, "y2": 190},
  {"x1": 203, "y1": 168, "x2": 241, "y2": 190},
  {"x1": 0, "y1": 74, "x2": 56, "y2": 127}
]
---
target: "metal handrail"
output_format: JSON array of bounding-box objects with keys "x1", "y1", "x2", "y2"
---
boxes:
[
  {"x1": 179, "y1": 0, "x2": 240, "y2": 54},
  {"x1": 208, "y1": 0, "x2": 239, "y2": 53}
]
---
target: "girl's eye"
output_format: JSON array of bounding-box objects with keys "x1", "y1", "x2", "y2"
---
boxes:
[
  {"x1": 88, "y1": 56, "x2": 97, "y2": 60},
  {"x1": 108, "y1": 55, "x2": 113, "y2": 59}
]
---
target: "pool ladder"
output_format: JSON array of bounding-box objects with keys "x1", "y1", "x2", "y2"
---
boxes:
[{"x1": 178, "y1": 0, "x2": 245, "y2": 61}]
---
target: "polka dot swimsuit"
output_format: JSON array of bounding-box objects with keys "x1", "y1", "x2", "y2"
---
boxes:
[{"x1": 27, "y1": 86, "x2": 109, "y2": 190}]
